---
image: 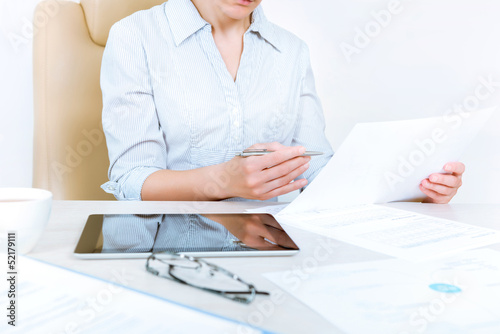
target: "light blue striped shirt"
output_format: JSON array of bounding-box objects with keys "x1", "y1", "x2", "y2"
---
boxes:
[{"x1": 101, "y1": 0, "x2": 333, "y2": 201}]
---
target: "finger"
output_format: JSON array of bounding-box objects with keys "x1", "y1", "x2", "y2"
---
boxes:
[
  {"x1": 239, "y1": 225, "x2": 286, "y2": 250},
  {"x1": 443, "y1": 162, "x2": 465, "y2": 176},
  {"x1": 262, "y1": 162, "x2": 309, "y2": 193},
  {"x1": 260, "y1": 214, "x2": 283, "y2": 230},
  {"x1": 260, "y1": 178, "x2": 308, "y2": 200},
  {"x1": 260, "y1": 244, "x2": 290, "y2": 251},
  {"x1": 255, "y1": 228, "x2": 280, "y2": 246},
  {"x1": 244, "y1": 222, "x2": 294, "y2": 249},
  {"x1": 256, "y1": 146, "x2": 306, "y2": 169},
  {"x1": 419, "y1": 183, "x2": 451, "y2": 204},
  {"x1": 427, "y1": 173, "x2": 462, "y2": 188},
  {"x1": 421, "y1": 179, "x2": 457, "y2": 196},
  {"x1": 263, "y1": 225, "x2": 297, "y2": 249},
  {"x1": 244, "y1": 241, "x2": 288, "y2": 251},
  {"x1": 261, "y1": 155, "x2": 310, "y2": 181},
  {"x1": 238, "y1": 236, "x2": 277, "y2": 250}
]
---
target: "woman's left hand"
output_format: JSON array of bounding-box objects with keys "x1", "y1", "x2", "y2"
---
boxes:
[{"x1": 419, "y1": 162, "x2": 465, "y2": 204}]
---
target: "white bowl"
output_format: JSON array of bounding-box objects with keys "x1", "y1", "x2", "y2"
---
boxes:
[{"x1": 0, "y1": 188, "x2": 53, "y2": 254}]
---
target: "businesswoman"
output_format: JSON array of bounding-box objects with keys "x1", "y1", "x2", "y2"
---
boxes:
[{"x1": 101, "y1": 0, "x2": 464, "y2": 204}]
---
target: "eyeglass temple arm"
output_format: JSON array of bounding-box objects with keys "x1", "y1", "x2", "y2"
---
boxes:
[{"x1": 221, "y1": 290, "x2": 270, "y2": 296}]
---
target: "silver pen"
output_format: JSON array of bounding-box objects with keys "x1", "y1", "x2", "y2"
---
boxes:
[{"x1": 235, "y1": 149, "x2": 323, "y2": 157}]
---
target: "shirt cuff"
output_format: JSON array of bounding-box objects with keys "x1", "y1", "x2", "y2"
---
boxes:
[{"x1": 101, "y1": 166, "x2": 162, "y2": 201}]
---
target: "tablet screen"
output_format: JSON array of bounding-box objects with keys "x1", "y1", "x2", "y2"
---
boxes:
[{"x1": 74, "y1": 213, "x2": 299, "y2": 258}]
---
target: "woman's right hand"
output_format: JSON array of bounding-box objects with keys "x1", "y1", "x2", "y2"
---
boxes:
[
  {"x1": 203, "y1": 213, "x2": 298, "y2": 250},
  {"x1": 220, "y1": 142, "x2": 311, "y2": 200}
]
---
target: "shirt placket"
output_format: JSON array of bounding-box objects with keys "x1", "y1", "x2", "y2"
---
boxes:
[
  {"x1": 198, "y1": 26, "x2": 245, "y2": 153},
  {"x1": 235, "y1": 32, "x2": 257, "y2": 149}
]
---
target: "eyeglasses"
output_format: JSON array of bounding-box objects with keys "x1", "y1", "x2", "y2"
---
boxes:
[{"x1": 145, "y1": 251, "x2": 270, "y2": 304}]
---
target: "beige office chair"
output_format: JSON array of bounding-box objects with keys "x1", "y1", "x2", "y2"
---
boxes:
[{"x1": 33, "y1": 0, "x2": 165, "y2": 200}]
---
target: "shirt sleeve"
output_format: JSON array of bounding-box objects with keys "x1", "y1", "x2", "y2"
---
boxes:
[
  {"x1": 100, "y1": 21, "x2": 166, "y2": 200},
  {"x1": 292, "y1": 42, "x2": 334, "y2": 187}
]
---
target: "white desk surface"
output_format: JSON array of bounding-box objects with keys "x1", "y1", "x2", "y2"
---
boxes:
[{"x1": 30, "y1": 201, "x2": 500, "y2": 334}]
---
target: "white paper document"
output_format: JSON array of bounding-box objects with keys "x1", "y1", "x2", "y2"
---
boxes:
[
  {"x1": 245, "y1": 203, "x2": 289, "y2": 215},
  {"x1": 0, "y1": 256, "x2": 268, "y2": 334},
  {"x1": 264, "y1": 248, "x2": 500, "y2": 334},
  {"x1": 276, "y1": 204, "x2": 500, "y2": 262},
  {"x1": 281, "y1": 108, "x2": 494, "y2": 215}
]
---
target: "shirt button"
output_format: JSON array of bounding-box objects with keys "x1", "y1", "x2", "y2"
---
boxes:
[
  {"x1": 108, "y1": 185, "x2": 115, "y2": 191},
  {"x1": 234, "y1": 120, "x2": 239, "y2": 127},
  {"x1": 232, "y1": 108, "x2": 238, "y2": 114}
]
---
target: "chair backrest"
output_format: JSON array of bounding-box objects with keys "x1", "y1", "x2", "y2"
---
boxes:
[{"x1": 33, "y1": 0, "x2": 165, "y2": 200}]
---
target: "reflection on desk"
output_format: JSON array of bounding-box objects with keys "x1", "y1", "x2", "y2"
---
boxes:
[{"x1": 75, "y1": 214, "x2": 298, "y2": 255}]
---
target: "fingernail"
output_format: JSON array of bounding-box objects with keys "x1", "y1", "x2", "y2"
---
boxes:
[
  {"x1": 430, "y1": 175, "x2": 437, "y2": 182},
  {"x1": 444, "y1": 164, "x2": 451, "y2": 171},
  {"x1": 303, "y1": 163, "x2": 310, "y2": 169}
]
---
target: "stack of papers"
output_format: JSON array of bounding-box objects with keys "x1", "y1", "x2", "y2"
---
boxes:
[
  {"x1": 264, "y1": 249, "x2": 500, "y2": 334},
  {"x1": 255, "y1": 109, "x2": 500, "y2": 333},
  {"x1": 276, "y1": 204, "x2": 500, "y2": 262}
]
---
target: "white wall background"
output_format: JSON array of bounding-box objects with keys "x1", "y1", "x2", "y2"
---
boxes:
[{"x1": 1, "y1": 0, "x2": 500, "y2": 203}]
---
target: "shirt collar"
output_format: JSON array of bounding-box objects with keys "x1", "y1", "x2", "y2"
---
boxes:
[
  {"x1": 248, "y1": 5, "x2": 281, "y2": 51},
  {"x1": 164, "y1": 0, "x2": 209, "y2": 47},
  {"x1": 165, "y1": 0, "x2": 281, "y2": 51}
]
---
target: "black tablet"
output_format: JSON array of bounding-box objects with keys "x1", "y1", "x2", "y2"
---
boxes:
[{"x1": 74, "y1": 213, "x2": 299, "y2": 258}]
